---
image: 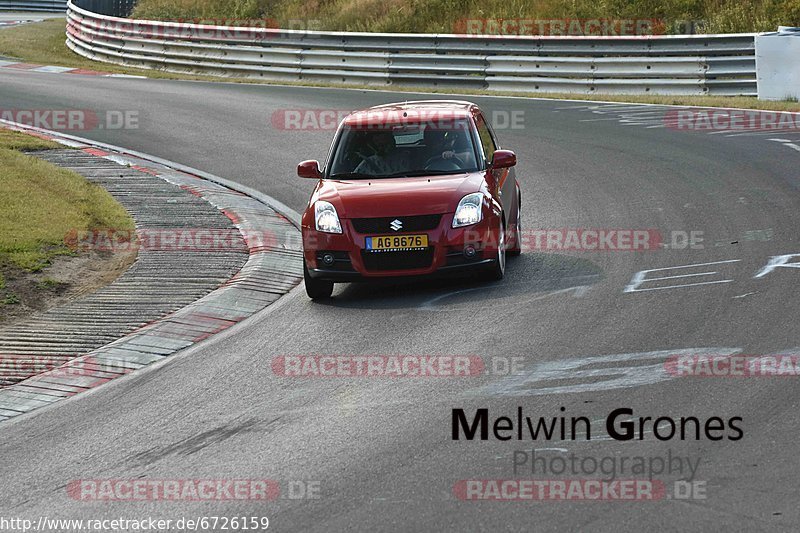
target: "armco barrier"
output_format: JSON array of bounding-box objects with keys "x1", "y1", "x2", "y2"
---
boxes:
[
  {"x1": 64, "y1": 0, "x2": 757, "y2": 95},
  {"x1": 0, "y1": 0, "x2": 67, "y2": 11}
]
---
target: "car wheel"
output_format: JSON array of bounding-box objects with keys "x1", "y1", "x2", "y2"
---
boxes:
[
  {"x1": 304, "y1": 260, "x2": 334, "y2": 299},
  {"x1": 482, "y1": 218, "x2": 506, "y2": 281},
  {"x1": 508, "y1": 192, "x2": 522, "y2": 257}
]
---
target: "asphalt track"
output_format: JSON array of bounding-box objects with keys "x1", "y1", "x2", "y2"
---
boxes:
[
  {"x1": 0, "y1": 12, "x2": 63, "y2": 24},
  {"x1": 0, "y1": 69, "x2": 799, "y2": 531}
]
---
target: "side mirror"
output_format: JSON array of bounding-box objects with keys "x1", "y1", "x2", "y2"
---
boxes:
[
  {"x1": 298, "y1": 160, "x2": 323, "y2": 179},
  {"x1": 490, "y1": 150, "x2": 517, "y2": 169}
]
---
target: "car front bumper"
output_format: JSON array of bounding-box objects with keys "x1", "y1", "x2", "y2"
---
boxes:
[{"x1": 302, "y1": 213, "x2": 499, "y2": 281}]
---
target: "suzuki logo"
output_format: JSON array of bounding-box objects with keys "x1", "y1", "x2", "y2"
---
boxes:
[{"x1": 390, "y1": 219, "x2": 403, "y2": 231}]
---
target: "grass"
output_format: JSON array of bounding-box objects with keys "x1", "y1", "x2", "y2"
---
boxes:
[
  {"x1": 132, "y1": 0, "x2": 800, "y2": 34},
  {"x1": 36, "y1": 277, "x2": 67, "y2": 291},
  {"x1": 0, "y1": 129, "x2": 60, "y2": 151},
  {"x1": 0, "y1": 129, "x2": 69, "y2": 300},
  {"x1": 1, "y1": 18, "x2": 799, "y2": 113},
  {"x1": 0, "y1": 19, "x2": 227, "y2": 80},
  {"x1": 0, "y1": 130, "x2": 134, "y2": 275},
  {"x1": 0, "y1": 19, "x2": 113, "y2": 72}
]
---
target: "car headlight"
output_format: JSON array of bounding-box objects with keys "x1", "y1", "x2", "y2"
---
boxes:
[
  {"x1": 452, "y1": 193, "x2": 484, "y2": 228},
  {"x1": 315, "y1": 201, "x2": 342, "y2": 234}
]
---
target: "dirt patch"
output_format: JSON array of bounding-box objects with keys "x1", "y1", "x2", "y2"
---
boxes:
[{"x1": 0, "y1": 249, "x2": 137, "y2": 325}]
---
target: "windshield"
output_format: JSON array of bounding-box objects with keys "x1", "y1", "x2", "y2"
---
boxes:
[{"x1": 328, "y1": 119, "x2": 480, "y2": 179}]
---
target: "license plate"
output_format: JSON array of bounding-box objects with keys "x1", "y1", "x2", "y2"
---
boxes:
[{"x1": 365, "y1": 234, "x2": 428, "y2": 251}]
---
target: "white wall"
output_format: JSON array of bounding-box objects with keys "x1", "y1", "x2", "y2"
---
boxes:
[{"x1": 756, "y1": 28, "x2": 800, "y2": 101}]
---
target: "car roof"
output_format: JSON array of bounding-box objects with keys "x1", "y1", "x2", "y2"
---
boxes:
[{"x1": 342, "y1": 100, "x2": 478, "y2": 127}]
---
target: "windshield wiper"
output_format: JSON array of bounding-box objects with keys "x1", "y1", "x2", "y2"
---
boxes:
[
  {"x1": 328, "y1": 172, "x2": 379, "y2": 180},
  {"x1": 329, "y1": 170, "x2": 465, "y2": 180},
  {"x1": 381, "y1": 170, "x2": 464, "y2": 178}
]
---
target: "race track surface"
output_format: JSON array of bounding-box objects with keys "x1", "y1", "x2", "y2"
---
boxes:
[{"x1": 1, "y1": 71, "x2": 799, "y2": 531}]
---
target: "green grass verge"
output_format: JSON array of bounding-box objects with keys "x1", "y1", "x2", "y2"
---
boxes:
[
  {"x1": 0, "y1": 128, "x2": 60, "y2": 151},
  {"x1": 0, "y1": 19, "x2": 222, "y2": 80},
  {"x1": 0, "y1": 131, "x2": 134, "y2": 277},
  {"x1": 0, "y1": 131, "x2": 68, "y2": 294},
  {"x1": 1, "y1": 19, "x2": 799, "y2": 113},
  {"x1": 132, "y1": 0, "x2": 800, "y2": 34}
]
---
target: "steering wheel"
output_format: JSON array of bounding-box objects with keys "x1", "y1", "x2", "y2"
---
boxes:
[{"x1": 424, "y1": 155, "x2": 465, "y2": 172}]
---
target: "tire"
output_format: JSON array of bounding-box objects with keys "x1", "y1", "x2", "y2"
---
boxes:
[
  {"x1": 481, "y1": 217, "x2": 506, "y2": 281},
  {"x1": 508, "y1": 191, "x2": 522, "y2": 257},
  {"x1": 304, "y1": 260, "x2": 334, "y2": 299}
]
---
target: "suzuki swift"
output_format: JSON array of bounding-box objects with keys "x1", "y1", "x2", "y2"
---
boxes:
[{"x1": 298, "y1": 100, "x2": 521, "y2": 299}]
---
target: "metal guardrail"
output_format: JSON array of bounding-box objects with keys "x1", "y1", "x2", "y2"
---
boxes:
[
  {"x1": 65, "y1": 0, "x2": 757, "y2": 95},
  {"x1": 0, "y1": 0, "x2": 66, "y2": 11},
  {"x1": 69, "y1": 0, "x2": 133, "y2": 16}
]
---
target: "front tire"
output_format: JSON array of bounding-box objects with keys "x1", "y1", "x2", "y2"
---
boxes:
[
  {"x1": 304, "y1": 260, "x2": 334, "y2": 299},
  {"x1": 481, "y1": 218, "x2": 506, "y2": 281},
  {"x1": 508, "y1": 191, "x2": 522, "y2": 257}
]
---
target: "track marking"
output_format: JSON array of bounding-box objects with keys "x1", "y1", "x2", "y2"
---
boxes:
[
  {"x1": 624, "y1": 259, "x2": 740, "y2": 293},
  {"x1": 559, "y1": 104, "x2": 800, "y2": 155},
  {"x1": 417, "y1": 277, "x2": 596, "y2": 312},
  {"x1": 733, "y1": 292, "x2": 757, "y2": 299},
  {"x1": 417, "y1": 285, "x2": 583, "y2": 312},
  {"x1": 754, "y1": 253, "x2": 800, "y2": 278},
  {"x1": 476, "y1": 347, "x2": 742, "y2": 397},
  {"x1": 768, "y1": 138, "x2": 800, "y2": 152}
]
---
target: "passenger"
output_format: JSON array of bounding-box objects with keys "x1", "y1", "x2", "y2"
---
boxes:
[{"x1": 447, "y1": 129, "x2": 476, "y2": 168}]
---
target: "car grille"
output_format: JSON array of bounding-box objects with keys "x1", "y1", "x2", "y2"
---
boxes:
[
  {"x1": 351, "y1": 214, "x2": 442, "y2": 234},
  {"x1": 361, "y1": 248, "x2": 434, "y2": 271}
]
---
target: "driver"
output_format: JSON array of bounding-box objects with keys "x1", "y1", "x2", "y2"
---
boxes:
[
  {"x1": 423, "y1": 126, "x2": 456, "y2": 162},
  {"x1": 354, "y1": 130, "x2": 407, "y2": 176}
]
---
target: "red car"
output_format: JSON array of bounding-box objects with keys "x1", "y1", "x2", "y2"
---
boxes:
[{"x1": 298, "y1": 100, "x2": 521, "y2": 299}]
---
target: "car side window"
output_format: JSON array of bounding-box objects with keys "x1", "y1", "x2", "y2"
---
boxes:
[{"x1": 475, "y1": 114, "x2": 497, "y2": 164}]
